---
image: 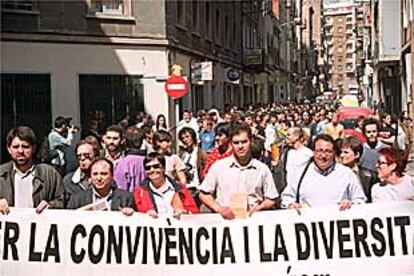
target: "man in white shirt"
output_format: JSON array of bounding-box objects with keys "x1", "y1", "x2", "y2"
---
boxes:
[
  {"x1": 281, "y1": 134, "x2": 366, "y2": 212},
  {"x1": 199, "y1": 124, "x2": 278, "y2": 219}
]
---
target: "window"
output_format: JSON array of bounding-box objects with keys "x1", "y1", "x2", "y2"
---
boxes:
[
  {"x1": 192, "y1": 1, "x2": 199, "y2": 31},
  {"x1": 205, "y1": 2, "x2": 211, "y2": 36},
  {"x1": 224, "y1": 16, "x2": 229, "y2": 45},
  {"x1": 1, "y1": 0, "x2": 33, "y2": 11},
  {"x1": 89, "y1": 0, "x2": 130, "y2": 16},
  {"x1": 338, "y1": 46, "x2": 343, "y2": 53},
  {"x1": 337, "y1": 18, "x2": 343, "y2": 23},
  {"x1": 338, "y1": 26, "x2": 343, "y2": 33},
  {"x1": 232, "y1": 20, "x2": 237, "y2": 46},
  {"x1": 215, "y1": 9, "x2": 220, "y2": 39},
  {"x1": 177, "y1": 0, "x2": 184, "y2": 23},
  {"x1": 1, "y1": 74, "x2": 52, "y2": 163},
  {"x1": 79, "y1": 75, "x2": 144, "y2": 130}
]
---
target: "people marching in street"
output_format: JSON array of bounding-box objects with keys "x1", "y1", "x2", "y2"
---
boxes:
[{"x1": 1, "y1": 100, "x2": 413, "y2": 218}]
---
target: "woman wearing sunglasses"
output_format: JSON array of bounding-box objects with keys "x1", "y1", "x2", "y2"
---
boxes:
[
  {"x1": 133, "y1": 152, "x2": 199, "y2": 218},
  {"x1": 371, "y1": 147, "x2": 414, "y2": 202}
]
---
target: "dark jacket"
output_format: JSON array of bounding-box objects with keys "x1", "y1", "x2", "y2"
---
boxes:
[
  {"x1": 63, "y1": 169, "x2": 90, "y2": 207},
  {"x1": 0, "y1": 161, "x2": 64, "y2": 208},
  {"x1": 357, "y1": 166, "x2": 379, "y2": 203},
  {"x1": 67, "y1": 182, "x2": 136, "y2": 211}
]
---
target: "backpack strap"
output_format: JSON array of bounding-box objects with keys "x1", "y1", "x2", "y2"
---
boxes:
[{"x1": 295, "y1": 159, "x2": 313, "y2": 203}]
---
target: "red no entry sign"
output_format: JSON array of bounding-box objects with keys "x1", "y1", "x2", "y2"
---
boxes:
[{"x1": 164, "y1": 76, "x2": 188, "y2": 99}]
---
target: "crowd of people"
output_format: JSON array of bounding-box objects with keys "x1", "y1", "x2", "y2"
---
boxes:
[{"x1": 0, "y1": 102, "x2": 413, "y2": 218}]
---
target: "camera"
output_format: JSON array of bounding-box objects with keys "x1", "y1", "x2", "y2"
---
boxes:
[{"x1": 183, "y1": 163, "x2": 194, "y2": 182}]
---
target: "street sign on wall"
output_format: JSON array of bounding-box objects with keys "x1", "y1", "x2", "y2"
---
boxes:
[{"x1": 164, "y1": 76, "x2": 188, "y2": 99}]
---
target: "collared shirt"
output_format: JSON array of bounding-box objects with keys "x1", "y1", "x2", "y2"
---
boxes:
[
  {"x1": 314, "y1": 162, "x2": 336, "y2": 176},
  {"x1": 13, "y1": 164, "x2": 35, "y2": 208},
  {"x1": 199, "y1": 155, "x2": 279, "y2": 208},
  {"x1": 105, "y1": 151, "x2": 124, "y2": 169},
  {"x1": 92, "y1": 188, "x2": 113, "y2": 211},
  {"x1": 281, "y1": 162, "x2": 366, "y2": 208},
  {"x1": 149, "y1": 178, "x2": 176, "y2": 215}
]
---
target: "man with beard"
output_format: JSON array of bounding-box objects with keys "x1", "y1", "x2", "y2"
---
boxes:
[
  {"x1": 202, "y1": 122, "x2": 234, "y2": 178},
  {"x1": 199, "y1": 124, "x2": 278, "y2": 219},
  {"x1": 103, "y1": 125, "x2": 125, "y2": 168},
  {"x1": 281, "y1": 134, "x2": 366, "y2": 212},
  {"x1": 0, "y1": 126, "x2": 64, "y2": 214},
  {"x1": 360, "y1": 118, "x2": 388, "y2": 171}
]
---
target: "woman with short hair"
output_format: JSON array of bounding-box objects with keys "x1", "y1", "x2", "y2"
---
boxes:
[
  {"x1": 133, "y1": 152, "x2": 199, "y2": 217},
  {"x1": 371, "y1": 147, "x2": 414, "y2": 202}
]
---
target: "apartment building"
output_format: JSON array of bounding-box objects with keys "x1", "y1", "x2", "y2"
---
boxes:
[{"x1": 323, "y1": 0, "x2": 360, "y2": 95}]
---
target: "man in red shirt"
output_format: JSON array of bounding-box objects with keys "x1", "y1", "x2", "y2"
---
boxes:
[{"x1": 202, "y1": 122, "x2": 234, "y2": 178}]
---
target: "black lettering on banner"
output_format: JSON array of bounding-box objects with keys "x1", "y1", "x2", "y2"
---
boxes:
[
  {"x1": 195, "y1": 227, "x2": 210, "y2": 264},
  {"x1": 318, "y1": 221, "x2": 334, "y2": 259},
  {"x1": 126, "y1": 226, "x2": 141, "y2": 264},
  {"x1": 259, "y1": 225, "x2": 271, "y2": 262},
  {"x1": 352, "y1": 219, "x2": 371, "y2": 258},
  {"x1": 107, "y1": 226, "x2": 123, "y2": 264},
  {"x1": 212, "y1": 227, "x2": 218, "y2": 263},
  {"x1": 394, "y1": 216, "x2": 410, "y2": 255},
  {"x1": 142, "y1": 226, "x2": 148, "y2": 264},
  {"x1": 3, "y1": 221, "x2": 19, "y2": 261},
  {"x1": 88, "y1": 225, "x2": 105, "y2": 264},
  {"x1": 70, "y1": 224, "x2": 86, "y2": 264},
  {"x1": 243, "y1": 226, "x2": 250, "y2": 263},
  {"x1": 165, "y1": 228, "x2": 177, "y2": 265},
  {"x1": 386, "y1": 217, "x2": 395, "y2": 256},
  {"x1": 274, "y1": 224, "x2": 289, "y2": 261},
  {"x1": 43, "y1": 224, "x2": 60, "y2": 263},
  {"x1": 179, "y1": 228, "x2": 194, "y2": 264},
  {"x1": 370, "y1": 217, "x2": 386, "y2": 257},
  {"x1": 29, "y1": 223, "x2": 42, "y2": 262},
  {"x1": 294, "y1": 223, "x2": 310, "y2": 260},
  {"x1": 311, "y1": 222, "x2": 320, "y2": 260},
  {"x1": 150, "y1": 227, "x2": 163, "y2": 264},
  {"x1": 337, "y1": 220, "x2": 352, "y2": 258},
  {"x1": 220, "y1": 227, "x2": 235, "y2": 264}
]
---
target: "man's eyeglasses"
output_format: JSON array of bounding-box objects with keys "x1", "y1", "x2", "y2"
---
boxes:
[
  {"x1": 314, "y1": 149, "x2": 334, "y2": 155},
  {"x1": 76, "y1": 153, "x2": 92, "y2": 160},
  {"x1": 144, "y1": 164, "x2": 162, "y2": 171}
]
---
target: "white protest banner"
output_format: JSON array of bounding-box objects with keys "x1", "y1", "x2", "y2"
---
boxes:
[{"x1": 0, "y1": 202, "x2": 413, "y2": 275}]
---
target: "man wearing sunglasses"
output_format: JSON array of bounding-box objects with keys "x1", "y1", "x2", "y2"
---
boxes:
[{"x1": 63, "y1": 140, "x2": 97, "y2": 206}]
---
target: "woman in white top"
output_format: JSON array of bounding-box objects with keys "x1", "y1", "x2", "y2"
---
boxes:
[{"x1": 371, "y1": 147, "x2": 414, "y2": 202}]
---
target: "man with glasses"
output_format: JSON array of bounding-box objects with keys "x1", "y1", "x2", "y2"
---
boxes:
[
  {"x1": 360, "y1": 118, "x2": 388, "y2": 171},
  {"x1": 281, "y1": 134, "x2": 366, "y2": 212},
  {"x1": 63, "y1": 140, "x2": 97, "y2": 206}
]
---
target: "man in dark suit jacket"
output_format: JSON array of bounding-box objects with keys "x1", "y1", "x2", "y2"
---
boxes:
[{"x1": 67, "y1": 157, "x2": 135, "y2": 215}]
